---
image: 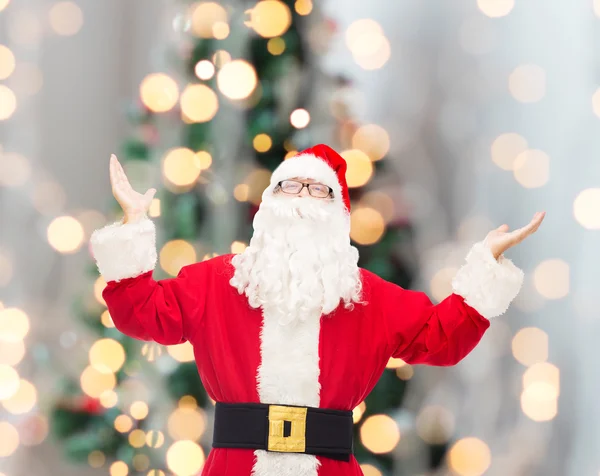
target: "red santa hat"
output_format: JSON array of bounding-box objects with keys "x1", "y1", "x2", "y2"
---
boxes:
[{"x1": 268, "y1": 144, "x2": 351, "y2": 212}]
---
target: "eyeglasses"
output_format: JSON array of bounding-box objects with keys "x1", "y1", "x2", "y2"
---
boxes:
[{"x1": 277, "y1": 180, "x2": 333, "y2": 198}]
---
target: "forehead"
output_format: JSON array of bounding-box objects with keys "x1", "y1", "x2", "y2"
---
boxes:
[{"x1": 288, "y1": 177, "x2": 319, "y2": 184}]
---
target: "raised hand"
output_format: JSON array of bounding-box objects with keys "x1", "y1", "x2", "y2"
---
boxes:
[
  {"x1": 485, "y1": 212, "x2": 546, "y2": 260},
  {"x1": 109, "y1": 154, "x2": 156, "y2": 224}
]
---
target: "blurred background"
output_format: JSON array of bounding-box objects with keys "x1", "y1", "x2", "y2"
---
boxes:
[{"x1": 0, "y1": 0, "x2": 596, "y2": 474}]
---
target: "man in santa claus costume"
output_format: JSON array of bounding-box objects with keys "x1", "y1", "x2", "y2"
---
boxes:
[{"x1": 91, "y1": 144, "x2": 544, "y2": 476}]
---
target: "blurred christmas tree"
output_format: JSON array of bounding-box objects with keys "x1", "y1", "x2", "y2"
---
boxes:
[{"x1": 50, "y1": 1, "x2": 443, "y2": 474}]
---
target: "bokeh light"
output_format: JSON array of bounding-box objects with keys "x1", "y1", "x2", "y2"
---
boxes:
[
  {"x1": 290, "y1": 108, "x2": 310, "y2": 128},
  {"x1": 295, "y1": 0, "x2": 313, "y2": 15},
  {"x1": 350, "y1": 208, "x2": 385, "y2": 245},
  {"x1": 163, "y1": 148, "x2": 202, "y2": 187},
  {"x1": 94, "y1": 276, "x2": 107, "y2": 305},
  {"x1": 513, "y1": 149, "x2": 550, "y2": 188},
  {"x1": 80, "y1": 365, "x2": 117, "y2": 398},
  {"x1": 0, "y1": 152, "x2": 31, "y2": 187},
  {"x1": 212, "y1": 50, "x2": 232, "y2": 68},
  {"x1": 448, "y1": 437, "x2": 491, "y2": 476},
  {"x1": 342, "y1": 149, "x2": 373, "y2": 187},
  {"x1": 89, "y1": 450, "x2": 106, "y2": 468},
  {"x1": 509, "y1": 64, "x2": 546, "y2": 103},
  {"x1": 114, "y1": 414, "x2": 133, "y2": 433},
  {"x1": 146, "y1": 430, "x2": 165, "y2": 448},
  {"x1": 191, "y1": 2, "x2": 228, "y2": 38},
  {"x1": 353, "y1": 401, "x2": 366, "y2": 423},
  {"x1": 159, "y1": 240, "x2": 197, "y2": 276},
  {"x1": 195, "y1": 60, "x2": 215, "y2": 80},
  {"x1": 0, "y1": 307, "x2": 30, "y2": 342},
  {"x1": 140, "y1": 74, "x2": 179, "y2": 113},
  {"x1": 352, "y1": 124, "x2": 390, "y2": 161},
  {"x1": 47, "y1": 216, "x2": 85, "y2": 253},
  {"x1": 8, "y1": 10, "x2": 43, "y2": 46},
  {"x1": 49, "y1": 2, "x2": 84, "y2": 36},
  {"x1": 523, "y1": 362, "x2": 560, "y2": 396},
  {"x1": 573, "y1": 188, "x2": 600, "y2": 229},
  {"x1": 533, "y1": 259, "x2": 569, "y2": 299},
  {"x1": 166, "y1": 440, "x2": 205, "y2": 475},
  {"x1": 18, "y1": 413, "x2": 49, "y2": 446},
  {"x1": 477, "y1": 0, "x2": 514, "y2": 17},
  {"x1": 512, "y1": 327, "x2": 548, "y2": 366},
  {"x1": 167, "y1": 342, "x2": 195, "y2": 363},
  {"x1": 89, "y1": 338, "x2": 126, "y2": 373},
  {"x1": 0, "y1": 364, "x2": 20, "y2": 399},
  {"x1": 359, "y1": 191, "x2": 395, "y2": 223},
  {"x1": 267, "y1": 37, "x2": 286, "y2": 55},
  {"x1": 0, "y1": 45, "x2": 15, "y2": 80},
  {"x1": 491, "y1": 133, "x2": 528, "y2": 171},
  {"x1": 2, "y1": 378, "x2": 37, "y2": 414},
  {"x1": 0, "y1": 340, "x2": 25, "y2": 366},
  {"x1": 133, "y1": 454, "x2": 150, "y2": 471},
  {"x1": 31, "y1": 180, "x2": 66, "y2": 214},
  {"x1": 360, "y1": 414, "x2": 400, "y2": 454},
  {"x1": 0, "y1": 0, "x2": 9, "y2": 11},
  {"x1": 129, "y1": 429, "x2": 146, "y2": 448},
  {"x1": 217, "y1": 60, "x2": 257, "y2": 100},
  {"x1": 416, "y1": 405, "x2": 455, "y2": 444},
  {"x1": 212, "y1": 22, "x2": 229, "y2": 39},
  {"x1": 167, "y1": 407, "x2": 206, "y2": 441},
  {"x1": 10, "y1": 62, "x2": 44, "y2": 96},
  {"x1": 247, "y1": 1, "x2": 292, "y2": 38},
  {"x1": 194, "y1": 151, "x2": 212, "y2": 170},
  {"x1": 521, "y1": 382, "x2": 558, "y2": 421},
  {"x1": 110, "y1": 461, "x2": 129, "y2": 476},
  {"x1": 253, "y1": 133, "x2": 272, "y2": 152},
  {"x1": 0, "y1": 421, "x2": 19, "y2": 457},
  {"x1": 100, "y1": 390, "x2": 118, "y2": 408},
  {"x1": 180, "y1": 84, "x2": 218, "y2": 122},
  {"x1": 0, "y1": 85, "x2": 17, "y2": 120},
  {"x1": 243, "y1": 168, "x2": 271, "y2": 205},
  {"x1": 130, "y1": 401, "x2": 149, "y2": 420},
  {"x1": 346, "y1": 19, "x2": 390, "y2": 70}
]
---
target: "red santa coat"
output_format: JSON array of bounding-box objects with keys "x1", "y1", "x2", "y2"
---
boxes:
[{"x1": 91, "y1": 218, "x2": 523, "y2": 476}]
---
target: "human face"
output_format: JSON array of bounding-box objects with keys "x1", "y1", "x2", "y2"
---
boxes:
[{"x1": 275, "y1": 177, "x2": 332, "y2": 199}]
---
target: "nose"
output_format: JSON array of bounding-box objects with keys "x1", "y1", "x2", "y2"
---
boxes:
[{"x1": 298, "y1": 186, "x2": 310, "y2": 197}]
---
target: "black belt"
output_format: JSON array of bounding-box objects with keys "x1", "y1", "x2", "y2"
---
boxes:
[{"x1": 212, "y1": 402, "x2": 354, "y2": 462}]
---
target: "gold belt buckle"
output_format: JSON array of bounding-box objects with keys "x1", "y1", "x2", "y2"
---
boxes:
[{"x1": 267, "y1": 405, "x2": 307, "y2": 453}]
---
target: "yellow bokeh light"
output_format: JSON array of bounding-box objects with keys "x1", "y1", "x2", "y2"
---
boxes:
[
  {"x1": 179, "y1": 396, "x2": 198, "y2": 409},
  {"x1": 195, "y1": 60, "x2": 215, "y2": 80},
  {"x1": 94, "y1": 276, "x2": 107, "y2": 306},
  {"x1": 0, "y1": 364, "x2": 20, "y2": 399},
  {"x1": 360, "y1": 414, "x2": 400, "y2": 454},
  {"x1": 533, "y1": 259, "x2": 569, "y2": 299},
  {"x1": 212, "y1": 50, "x2": 232, "y2": 68},
  {"x1": 194, "y1": 151, "x2": 212, "y2": 170},
  {"x1": 573, "y1": 188, "x2": 600, "y2": 229},
  {"x1": 285, "y1": 150, "x2": 298, "y2": 159},
  {"x1": 416, "y1": 405, "x2": 455, "y2": 444},
  {"x1": 0, "y1": 421, "x2": 19, "y2": 457},
  {"x1": 234, "y1": 184, "x2": 249, "y2": 202},
  {"x1": 130, "y1": 401, "x2": 149, "y2": 420},
  {"x1": 509, "y1": 64, "x2": 546, "y2": 103},
  {"x1": 129, "y1": 429, "x2": 146, "y2": 448},
  {"x1": 213, "y1": 21, "x2": 229, "y2": 39},
  {"x1": 512, "y1": 327, "x2": 548, "y2": 366},
  {"x1": 148, "y1": 471, "x2": 166, "y2": 476},
  {"x1": 360, "y1": 465, "x2": 382, "y2": 476},
  {"x1": 491, "y1": 133, "x2": 528, "y2": 171},
  {"x1": 0, "y1": 340, "x2": 25, "y2": 366},
  {"x1": 80, "y1": 366, "x2": 116, "y2": 398},
  {"x1": 110, "y1": 460, "x2": 129, "y2": 476},
  {"x1": 248, "y1": 1, "x2": 292, "y2": 38},
  {"x1": 353, "y1": 37, "x2": 391, "y2": 70},
  {"x1": 133, "y1": 454, "x2": 150, "y2": 471},
  {"x1": 342, "y1": 149, "x2": 373, "y2": 188},
  {"x1": 477, "y1": 0, "x2": 514, "y2": 17},
  {"x1": 89, "y1": 338, "x2": 126, "y2": 373},
  {"x1": 31, "y1": 180, "x2": 66, "y2": 215},
  {"x1": 10, "y1": 62, "x2": 44, "y2": 97},
  {"x1": 521, "y1": 382, "x2": 558, "y2": 421},
  {"x1": 513, "y1": 149, "x2": 550, "y2": 188},
  {"x1": 159, "y1": 240, "x2": 197, "y2": 277},
  {"x1": 0, "y1": 152, "x2": 31, "y2": 187},
  {"x1": 47, "y1": 215, "x2": 85, "y2": 254},
  {"x1": 191, "y1": 2, "x2": 228, "y2": 38},
  {"x1": 253, "y1": 133, "x2": 272, "y2": 152},
  {"x1": 2, "y1": 378, "x2": 37, "y2": 414},
  {"x1": 0, "y1": 85, "x2": 17, "y2": 120},
  {"x1": 0, "y1": 0, "x2": 9, "y2": 11},
  {"x1": 359, "y1": 191, "x2": 394, "y2": 224},
  {"x1": 163, "y1": 148, "x2": 202, "y2": 187},
  {"x1": 181, "y1": 84, "x2": 218, "y2": 122},
  {"x1": 146, "y1": 430, "x2": 165, "y2": 448},
  {"x1": 231, "y1": 241, "x2": 247, "y2": 254},
  {"x1": 100, "y1": 390, "x2": 118, "y2": 408},
  {"x1": 267, "y1": 37, "x2": 286, "y2": 55},
  {"x1": 141, "y1": 342, "x2": 163, "y2": 362},
  {"x1": 352, "y1": 124, "x2": 390, "y2": 161},
  {"x1": 523, "y1": 362, "x2": 560, "y2": 395},
  {"x1": 385, "y1": 358, "x2": 406, "y2": 369},
  {"x1": 19, "y1": 413, "x2": 48, "y2": 446},
  {"x1": 0, "y1": 45, "x2": 16, "y2": 80},
  {"x1": 350, "y1": 208, "x2": 385, "y2": 246},
  {"x1": 290, "y1": 108, "x2": 310, "y2": 128},
  {"x1": 167, "y1": 342, "x2": 195, "y2": 363},
  {"x1": 295, "y1": 0, "x2": 313, "y2": 15},
  {"x1": 49, "y1": 2, "x2": 83, "y2": 36},
  {"x1": 88, "y1": 450, "x2": 106, "y2": 468},
  {"x1": 114, "y1": 414, "x2": 133, "y2": 433},
  {"x1": 396, "y1": 365, "x2": 414, "y2": 380},
  {"x1": 101, "y1": 310, "x2": 115, "y2": 328},
  {"x1": 0, "y1": 307, "x2": 30, "y2": 342},
  {"x1": 448, "y1": 437, "x2": 491, "y2": 476},
  {"x1": 167, "y1": 440, "x2": 205, "y2": 475},
  {"x1": 217, "y1": 60, "x2": 258, "y2": 100},
  {"x1": 140, "y1": 74, "x2": 179, "y2": 113},
  {"x1": 352, "y1": 401, "x2": 366, "y2": 424},
  {"x1": 345, "y1": 20, "x2": 390, "y2": 70},
  {"x1": 149, "y1": 198, "x2": 161, "y2": 218},
  {"x1": 168, "y1": 407, "x2": 206, "y2": 441},
  {"x1": 345, "y1": 19, "x2": 383, "y2": 52},
  {"x1": 243, "y1": 168, "x2": 272, "y2": 205}
]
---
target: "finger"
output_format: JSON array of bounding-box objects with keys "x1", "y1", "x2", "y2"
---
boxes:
[
  {"x1": 144, "y1": 188, "x2": 156, "y2": 204},
  {"x1": 496, "y1": 224, "x2": 510, "y2": 233},
  {"x1": 109, "y1": 155, "x2": 119, "y2": 190}
]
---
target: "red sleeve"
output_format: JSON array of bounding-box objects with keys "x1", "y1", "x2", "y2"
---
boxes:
[{"x1": 102, "y1": 263, "x2": 207, "y2": 345}]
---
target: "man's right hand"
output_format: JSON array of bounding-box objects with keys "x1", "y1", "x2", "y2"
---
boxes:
[{"x1": 109, "y1": 154, "x2": 156, "y2": 224}]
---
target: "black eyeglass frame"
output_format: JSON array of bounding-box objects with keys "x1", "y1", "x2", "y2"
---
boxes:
[{"x1": 276, "y1": 180, "x2": 334, "y2": 198}]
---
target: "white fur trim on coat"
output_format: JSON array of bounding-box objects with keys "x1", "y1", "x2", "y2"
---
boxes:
[
  {"x1": 267, "y1": 153, "x2": 343, "y2": 202},
  {"x1": 89, "y1": 217, "x2": 157, "y2": 283},
  {"x1": 451, "y1": 241, "x2": 524, "y2": 319}
]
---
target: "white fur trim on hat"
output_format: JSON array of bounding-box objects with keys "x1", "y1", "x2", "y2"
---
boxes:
[
  {"x1": 90, "y1": 217, "x2": 157, "y2": 283},
  {"x1": 267, "y1": 153, "x2": 343, "y2": 203},
  {"x1": 452, "y1": 241, "x2": 524, "y2": 319}
]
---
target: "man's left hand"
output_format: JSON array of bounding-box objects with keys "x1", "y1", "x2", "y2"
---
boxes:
[{"x1": 485, "y1": 212, "x2": 546, "y2": 260}]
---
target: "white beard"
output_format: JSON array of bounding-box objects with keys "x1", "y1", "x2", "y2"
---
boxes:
[{"x1": 229, "y1": 193, "x2": 363, "y2": 325}]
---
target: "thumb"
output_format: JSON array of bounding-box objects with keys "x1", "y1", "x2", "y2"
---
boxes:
[
  {"x1": 496, "y1": 224, "x2": 509, "y2": 233},
  {"x1": 144, "y1": 188, "x2": 156, "y2": 203}
]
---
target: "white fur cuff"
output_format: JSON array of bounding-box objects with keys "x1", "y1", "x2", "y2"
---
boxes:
[
  {"x1": 90, "y1": 217, "x2": 157, "y2": 283},
  {"x1": 451, "y1": 241, "x2": 524, "y2": 319}
]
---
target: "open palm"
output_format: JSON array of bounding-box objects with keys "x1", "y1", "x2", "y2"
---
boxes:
[
  {"x1": 485, "y1": 212, "x2": 545, "y2": 260},
  {"x1": 109, "y1": 154, "x2": 156, "y2": 223}
]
